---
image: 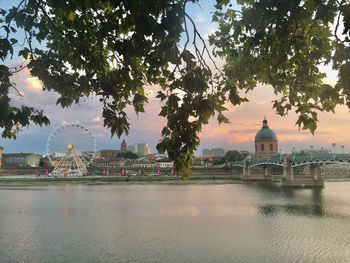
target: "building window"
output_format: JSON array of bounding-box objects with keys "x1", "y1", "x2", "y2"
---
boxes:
[
  {"x1": 261, "y1": 144, "x2": 264, "y2": 151},
  {"x1": 270, "y1": 144, "x2": 273, "y2": 151}
]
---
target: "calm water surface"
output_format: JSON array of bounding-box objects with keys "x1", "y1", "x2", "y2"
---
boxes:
[{"x1": 0, "y1": 182, "x2": 349, "y2": 262}]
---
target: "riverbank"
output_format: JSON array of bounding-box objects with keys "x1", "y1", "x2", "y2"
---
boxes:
[
  {"x1": 0, "y1": 174, "x2": 349, "y2": 187},
  {"x1": 0, "y1": 175, "x2": 243, "y2": 186}
]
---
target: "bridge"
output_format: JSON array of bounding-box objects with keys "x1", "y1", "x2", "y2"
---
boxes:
[{"x1": 230, "y1": 154, "x2": 350, "y2": 187}]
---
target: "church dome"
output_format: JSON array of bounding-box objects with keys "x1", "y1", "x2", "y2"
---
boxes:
[{"x1": 254, "y1": 118, "x2": 277, "y2": 141}]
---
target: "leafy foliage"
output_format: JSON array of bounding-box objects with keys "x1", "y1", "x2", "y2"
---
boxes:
[
  {"x1": 1, "y1": 0, "x2": 231, "y2": 179},
  {"x1": 214, "y1": 150, "x2": 249, "y2": 165},
  {"x1": 225, "y1": 150, "x2": 249, "y2": 161},
  {"x1": 1, "y1": 0, "x2": 350, "y2": 179},
  {"x1": 117, "y1": 151, "x2": 138, "y2": 159},
  {"x1": 211, "y1": 0, "x2": 350, "y2": 135}
]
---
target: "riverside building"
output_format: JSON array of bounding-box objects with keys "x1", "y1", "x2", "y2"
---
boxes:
[
  {"x1": 127, "y1": 143, "x2": 151, "y2": 156},
  {"x1": 2, "y1": 153, "x2": 41, "y2": 167},
  {"x1": 95, "y1": 139, "x2": 128, "y2": 159},
  {"x1": 254, "y1": 117, "x2": 278, "y2": 158}
]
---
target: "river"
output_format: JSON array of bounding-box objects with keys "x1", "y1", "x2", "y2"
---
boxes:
[{"x1": 0, "y1": 182, "x2": 349, "y2": 262}]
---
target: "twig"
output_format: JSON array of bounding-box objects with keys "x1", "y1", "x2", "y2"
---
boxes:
[
  {"x1": 334, "y1": 10, "x2": 342, "y2": 43},
  {"x1": 4, "y1": 0, "x2": 26, "y2": 39},
  {"x1": 185, "y1": 12, "x2": 224, "y2": 77},
  {"x1": 10, "y1": 83, "x2": 23, "y2": 97}
]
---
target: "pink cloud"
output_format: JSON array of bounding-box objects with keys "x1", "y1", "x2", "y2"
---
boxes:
[{"x1": 196, "y1": 84, "x2": 350, "y2": 153}]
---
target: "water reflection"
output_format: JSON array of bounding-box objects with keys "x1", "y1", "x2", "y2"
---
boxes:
[
  {"x1": 254, "y1": 184, "x2": 350, "y2": 219},
  {"x1": 0, "y1": 183, "x2": 349, "y2": 263},
  {"x1": 159, "y1": 205, "x2": 199, "y2": 217},
  {"x1": 258, "y1": 203, "x2": 326, "y2": 217}
]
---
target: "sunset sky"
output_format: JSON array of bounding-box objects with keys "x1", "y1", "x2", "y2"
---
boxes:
[{"x1": 1, "y1": 1, "x2": 349, "y2": 156}]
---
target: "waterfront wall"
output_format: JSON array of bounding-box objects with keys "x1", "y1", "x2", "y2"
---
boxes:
[
  {"x1": 0, "y1": 167, "x2": 47, "y2": 176},
  {"x1": 1, "y1": 165, "x2": 349, "y2": 180},
  {"x1": 0, "y1": 166, "x2": 235, "y2": 177}
]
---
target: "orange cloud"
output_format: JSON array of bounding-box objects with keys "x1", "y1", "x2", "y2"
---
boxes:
[
  {"x1": 93, "y1": 116, "x2": 101, "y2": 122},
  {"x1": 26, "y1": 77, "x2": 42, "y2": 91}
]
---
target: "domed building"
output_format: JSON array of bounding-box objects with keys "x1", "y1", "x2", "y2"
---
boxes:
[{"x1": 254, "y1": 117, "x2": 278, "y2": 158}]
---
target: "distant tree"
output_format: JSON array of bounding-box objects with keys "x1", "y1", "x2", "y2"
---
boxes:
[
  {"x1": 38, "y1": 156, "x2": 53, "y2": 168},
  {"x1": 39, "y1": 159, "x2": 44, "y2": 168},
  {"x1": 213, "y1": 158, "x2": 226, "y2": 165},
  {"x1": 117, "y1": 151, "x2": 138, "y2": 159},
  {"x1": 225, "y1": 150, "x2": 248, "y2": 162},
  {"x1": 213, "y1": 150, "x2": 248, "y2": 165},
  {"x1": 294, "y1": 150, "x2": 308, "y2": 156}
]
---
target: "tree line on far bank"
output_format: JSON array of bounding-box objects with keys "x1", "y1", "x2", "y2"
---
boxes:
[
  {"x1": 213, "y1": 151, "x2": 249, "y2": 165},
  {"x1": 117, "y1": 151, "x2": 138, "y2": 159}
]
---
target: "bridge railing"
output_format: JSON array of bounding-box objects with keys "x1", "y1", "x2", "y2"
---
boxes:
[
  {"x1": 230, "y1": 154, "x2": 350, "y2": 168},
  {"x1": 231, "y1": 161, "x2": 244, "y2": 164},
  {"x1": 248, "y1": 157, "x2": 282, "y2": 162},
  {"x1": 290, "y1": 154, "x2": 350, "y2": 160},
  {"x1": 230, "y1": 157, "x2": 284, "y2": 167},
  {"x1": 230, "y1": 161, "x2": 244, "y2": 167}
]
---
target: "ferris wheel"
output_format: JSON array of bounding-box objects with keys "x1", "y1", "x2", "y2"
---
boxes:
[{"x1": 46, "y1": 122, "x2": 96, "y2": 176}]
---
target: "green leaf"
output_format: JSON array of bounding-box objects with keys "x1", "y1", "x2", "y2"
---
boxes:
[
  {"x1": 10, "y1": 38, "x2": 18, "y2": 45},
  {"x1": 0, "y1": 39, "x2": 13, "y2": 60},
  {"x1": 159, "y1": 106, "x2": 167, "y2": 117},
  {"x1": 181, "y1": 49, "x2": 195, "y2": 63},
  {"x1": 156, "y1": 91, "x2": 166, "y2": 101},
  {"x1": 218, "y1": 113, "x2": 229, "y2": 124},
  {"x1": 68, "y1": 11, "x2": 75, "y2": 21},
  {"x1": 18, "y1": 48, "x2": 30, "y2": 59}
]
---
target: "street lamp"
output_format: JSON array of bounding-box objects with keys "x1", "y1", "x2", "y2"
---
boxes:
[
  {"x1": 279, "y1": 149, "x2": 282, "y2": 160},
  {"x1": 292, "y1": 147, "x2": 296, "y2": 160},
  {"x1": 332, "y1": 143, "x2": 336, "y2": 157},
  {"x1": 341, "y1": 145, "x2": 345, "y2": 154},
  {"x1": 310, "y1": 145, "x2": 313, "y2": 159}
]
